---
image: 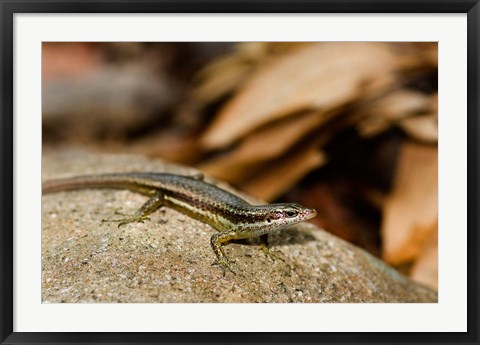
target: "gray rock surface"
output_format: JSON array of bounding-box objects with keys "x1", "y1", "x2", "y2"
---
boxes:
[{"x1": 42, "y1": 150, "x2": 437, "y2": 303}]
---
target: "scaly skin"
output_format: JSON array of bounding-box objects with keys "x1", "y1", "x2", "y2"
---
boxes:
[{"x1": 43, "y1": 172, "x2": 317, "y2": 274}]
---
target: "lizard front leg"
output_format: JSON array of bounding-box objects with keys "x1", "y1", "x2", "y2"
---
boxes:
[
  {"x1": 103, "y1": 191, "x2": 165, "y2": 227},
  {"x1": 210, "y1": 230, "x2": 242, "y2": 275}
]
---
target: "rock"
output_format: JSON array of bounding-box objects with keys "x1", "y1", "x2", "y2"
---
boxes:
[{"x1": 42, "y1": 150, "x2": 437, "y2": 303}]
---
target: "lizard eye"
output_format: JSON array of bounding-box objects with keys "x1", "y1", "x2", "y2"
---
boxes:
[{"x1": 286, "y1": 211, "x2": 297, "y2": 217}]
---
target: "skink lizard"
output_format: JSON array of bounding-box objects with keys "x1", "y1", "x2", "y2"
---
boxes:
[{"x1": 42, "y1": 172, "x2": 317, "y2": 273}]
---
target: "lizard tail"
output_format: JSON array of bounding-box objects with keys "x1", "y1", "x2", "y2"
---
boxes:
[{"x1": 42, "y1": 174, "x2": 147, "y2": 195}]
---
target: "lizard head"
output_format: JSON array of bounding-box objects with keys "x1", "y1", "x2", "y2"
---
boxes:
[{"x1": 252, "y1": 203, "x2": 317, "y2": 233}]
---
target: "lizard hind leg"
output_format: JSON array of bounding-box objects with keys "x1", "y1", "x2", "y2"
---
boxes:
[
  {"x1": 102, "y1": 191, "x2": 165, "y2": 228},
  {"x1": 259, "y1": 234, "x2": 286, "y2": 262}
]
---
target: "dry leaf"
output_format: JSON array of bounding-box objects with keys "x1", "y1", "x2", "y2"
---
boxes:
[
  {"x1": 398, "y1": 93, "x2": 437, "y2": 142},
  {"x1": 201, "y1": 42, "x2": 406, "y2": 149},
  {"x1": 193, "y1": 56, "x2": 255, "y2": 105},
  {"x1": 357, "y1": 90, "x2": 432, "y2": 137},
  {"x1": 410, "y1": 229, "x2": 438, "y2": 290},
  {"x1": 198, "y1": 157, "x2": 264, "y2": 184},
  {"x1": 382, "y1": 142, "x2": 438, "y2": 265},
  {"x1": 193, "y1": 42, "x2": 309, "y2": 104},
  {"x1": 389, "y1": 42, "x2": 438, "y2": 70},
  {"x1": 241, "y1": 146, "x2": 326, "y2": 201},
  {"x1": 198, "y1": 111, "x2": 329, "y2": 179},
  {"x1": 128, "y1": 131, "x2": 204, "y2": 164},
  {"x1": 229, "y1": 111, "x2": 327, "y2": 163},
  {"x1": 398, "y1": 113, "x2": 438, "y2": 143}
]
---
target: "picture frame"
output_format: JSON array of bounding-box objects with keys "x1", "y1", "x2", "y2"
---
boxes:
[{"x1": 1, "y1": 1, "x2": 478, "y2": 344}]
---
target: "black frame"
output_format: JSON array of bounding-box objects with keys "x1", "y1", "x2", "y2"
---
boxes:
[{"x1": 1, "y1": 1, "x2": 478, "y2": 344}]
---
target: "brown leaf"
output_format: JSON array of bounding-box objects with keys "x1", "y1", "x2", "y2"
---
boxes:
[
  {"x1": 241, "y1": 146, "x2": 326, "y2": 201},
  {"x1": 201, "y1": 42, "x2": 406, "y2": 149},
  {"x1": 390, "y1": 42, "x2": 438, "y2": 70},
  {"x1": 357, "y1": 90, "x2": 432, "y2": 138},
  {"x1": 381, "y1": 142, "x2": 438, "y2": 265},
  {"x1": 410, "y1": 229, "x2": 438, "y2": 290},
  {"x1": 198, "y1": 157, "x2": 263, "y2": 184},
  {"x1": 193, "y1": 55, "x2": 254, "y2": 105},
  {"x1": 193, "y1": 42, "x2": 309, "y2": 104},
  {"x1": 198, "y1": 111, "x2": 329, "y2": 181},
  {"x1": 398, "y1": 113, "x2": 438, "y2": 143},
  {"x1": 128, "y1": 131, "x2": 204, "y2": 164}
]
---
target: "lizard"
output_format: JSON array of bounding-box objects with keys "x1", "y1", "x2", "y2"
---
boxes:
[{"x1": 42, "y1": 172, "x2": 317, "y2": 274}]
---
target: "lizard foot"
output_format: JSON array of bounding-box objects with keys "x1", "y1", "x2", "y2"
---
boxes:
[
  {"x1": 212, "y1": 257, "x2": 237, "y2": 276},
  {"x1": 102, "y1": 215, "x2": 151, "y2": 228}
]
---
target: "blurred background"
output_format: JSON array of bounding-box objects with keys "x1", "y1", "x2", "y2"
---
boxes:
[{"x1": 42, "y1": 42, "x2": 438, "y2": 290}]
